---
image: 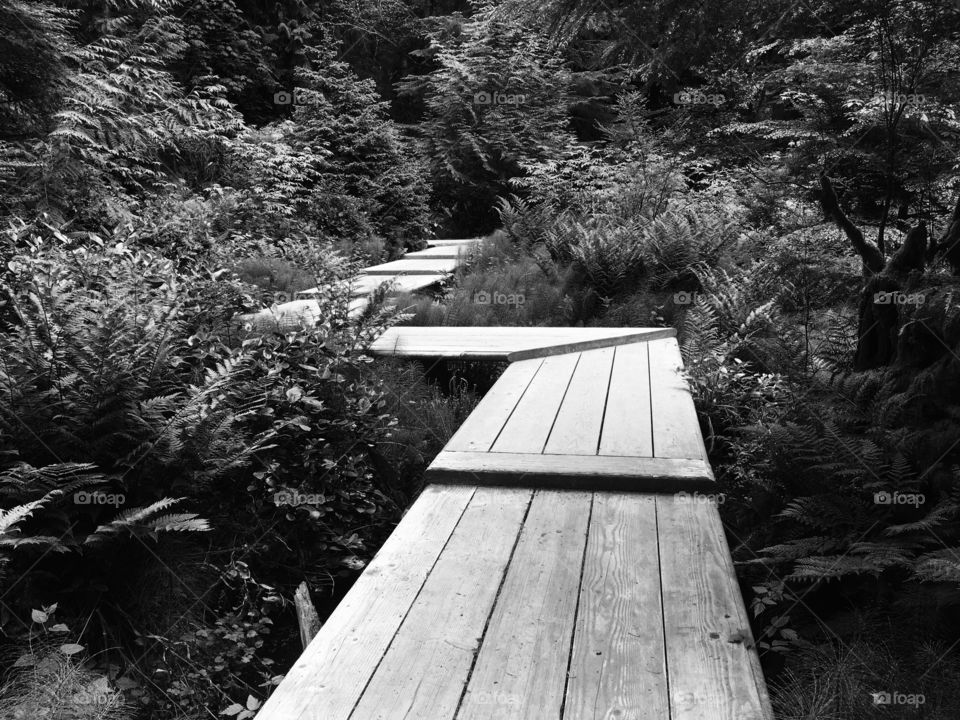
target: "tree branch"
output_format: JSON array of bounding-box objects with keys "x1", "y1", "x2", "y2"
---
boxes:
[{"x1": 819, "y1": 173, "x2": 885, "y2": 274}]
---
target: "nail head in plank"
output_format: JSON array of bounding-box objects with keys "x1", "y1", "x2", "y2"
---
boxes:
[
  {"x1": 656, "y1": 495, "x2": 774, "y2": 720},
  {"x1": 490, "y1": 353, "x2": 581, "y2": 454},
  {"x1": 456, "y1": 490, "x2": 592, "y2": 720},
  {"x1": 543, "y1": 347, "x2": 615, "y2": 455},
  {"x1": 445, "y1": 359, "x2": 543, "y2": 452},
  {"x1": 254, "y1": 485, "x2": 475, "y2": 720},
  {"x1": 599, "y1": 342, "x2": 654, "y2": 457},
  {"x1": 351, "y1": 487, "x2": 532, "y2": 720},
  {"x1": 426, "y1": 452, "x2": 715, "y2": 492},
  {"x1": 564, "y1": 492, "x2": 669, "y2": 719}
]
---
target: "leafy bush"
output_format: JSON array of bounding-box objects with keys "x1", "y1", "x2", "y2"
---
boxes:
[{"x1": 0, "y1": 223, "x2": 421, "y2": 718}]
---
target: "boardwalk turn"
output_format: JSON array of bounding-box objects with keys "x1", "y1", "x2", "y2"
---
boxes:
[
  {"x1": 256, "y1": 324, "x2": 774, "y2": 720},
  {"x1": 425, "y1": 336, "x2": 713, "y2": 491},
  {"x1": 368, "y1": 326, "x2": 675, "y2": 360}
]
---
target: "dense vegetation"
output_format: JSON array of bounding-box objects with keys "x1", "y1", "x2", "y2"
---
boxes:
[{"x1": 1, "y1": 0, "x2": 959, "y2": 717}]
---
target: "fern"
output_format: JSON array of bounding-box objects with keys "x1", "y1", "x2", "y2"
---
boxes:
[{"x1": 86, "y1": 499, "x2": 209, "y2": 543}]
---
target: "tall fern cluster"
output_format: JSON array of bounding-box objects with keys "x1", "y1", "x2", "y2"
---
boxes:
[
  {"x1": 498, "y1": 137, "x2": 737, "y2": 305},
  {"x1": 0, "y1": 223, "x2": 408, "y2": 717},
  {"x1": 398, "y1": 2, "x2": 573, "y2": 231},
  {"x1": 672, "y1": 230, "x2": 960, "y2": 667}
]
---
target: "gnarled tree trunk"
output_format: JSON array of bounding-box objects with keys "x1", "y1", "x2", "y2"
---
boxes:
[{"x1": 819, "y1": 174, "x2": 932, "y2": 370}]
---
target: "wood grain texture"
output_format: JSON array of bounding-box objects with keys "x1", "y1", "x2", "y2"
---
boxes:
[
  {"x1": 490, "y1": 353, "x2": 580, "y2": 454},
  {"x1": 564, "y1": 492, "x2": 669, "y2": 720},
  {"x1": 351, "y1": 487, "x2": 532, "y2": 720},
  {"x1": 544, "y1": 347, "x2": 614, "y2": 455},
  {"x1": 456, "y1": 490, "x2": 592, "y2": 720},
  {"x1": 426, "y1": 451, "x2": 715, "y2": 492},
  {"x1": 254, "y1": 485, "x2": 475, "y2": 720},
  {"x1": 599, "y1": 342, "x2": 654, "y2": 457},
  {"x1": 445, "y1": 359, "x2": 543, "y2": 452},
  {"x1": 656, "y1": 495, "x2": 774, "y2": 720},
  {"x1": 648, "y1": 337, "x2": 709, "y2": 460}
]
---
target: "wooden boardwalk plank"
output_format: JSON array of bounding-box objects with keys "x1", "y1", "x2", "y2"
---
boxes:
[
  {"x1": 506, "y1": 328, "x2": 676, "y2": 361},
  {"x1": 490, "y1": 353, "x2": 580, "y2": 454},
  {"x1": 427, "y1": 238, "x2": 482, "y2": 247},
  {"x1": 350, "y1": 274, "x2": 448, "y2": 295},
  {"x1": 564, "y1": 492, "x2": 669, "y2": 720},
  {"x1": 657, "y1": 495, "x2": 773, "y2": 720},
  {"x1": 368, "y1": 327, "x2": 675, "y2": 360},
  {"x1": 456, "y1": 490, "x2": 592, "y2": 720},
  {"x1": 544, "y1": 347, "x2": 615, "y2": 455},
  {"x1": 254, "y1": 485, "x2": 475, "y2": 720},
  {"x1": 599, "y1": 342, "x2": 654, "y2": 457},
  {"x1": 426, "y1": 452, "x2": 714, "y2": 492},
  {"x1": 363, "y1": 258, "x2": 460, "y2": 276},
  {"x1": 648, "y1": 337, "x2": 708, "y2": 460},
  {"x1": 297, "y1": 274, "x2": 447, "y2": 300},
  {"x1": 350, "y1": 487, "x2": 532, "y2": 720},
  {"x1": 402, "y1": 246, "x2": 473, "y2": 260},
  {"x1": 445, "y1": 359, "x2": 543, "y2": 452}
]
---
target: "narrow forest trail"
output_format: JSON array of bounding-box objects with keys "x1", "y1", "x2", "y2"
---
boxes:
[{"x1": 255, "y1": 235, "x2": 775, "y2": 720}]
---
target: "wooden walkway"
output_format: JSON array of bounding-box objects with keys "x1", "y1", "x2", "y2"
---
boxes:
[
  {"x1": 239, "y1": 238, "x2": 480, "y2": 329},
  {"x1": 256, "y1": 328, "x2": 774, "y2": 720}
]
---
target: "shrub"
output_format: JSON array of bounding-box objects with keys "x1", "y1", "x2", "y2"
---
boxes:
[{"x1": 0, "y1": 221, "x2": 413, "y2": 718}]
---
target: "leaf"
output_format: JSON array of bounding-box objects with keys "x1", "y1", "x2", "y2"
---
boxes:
[
  {"x1": 50, "y1": 623, "x2": 70, "y2": 633},
  {"x1": 246, "y1": 695, "x2": 261, "y2": 710},
  {"x1": 221, "y1": 704, "x2": 243, "y2": 716},
  {"x1": 31, "y1": 609, "x2": 48, "y2": 624},
  {"x1": 116, "y1": 676, "x2": 139, "y2": 690},
  {"x1": 60, "y1": 643, "x2": 84, "y2": 656}
]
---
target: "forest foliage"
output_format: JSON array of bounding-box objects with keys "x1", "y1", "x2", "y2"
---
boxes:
[{"x1": 1, "y1": 0, "x2": 960, "y2": 718}]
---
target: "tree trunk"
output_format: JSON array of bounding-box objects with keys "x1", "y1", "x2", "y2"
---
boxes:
[
  {"x1": 819, "y1": 174, "x2": 884, "y2": 275},
  {"x1": 854, "y1": 275, "x2": 901, "y2": 370}
]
